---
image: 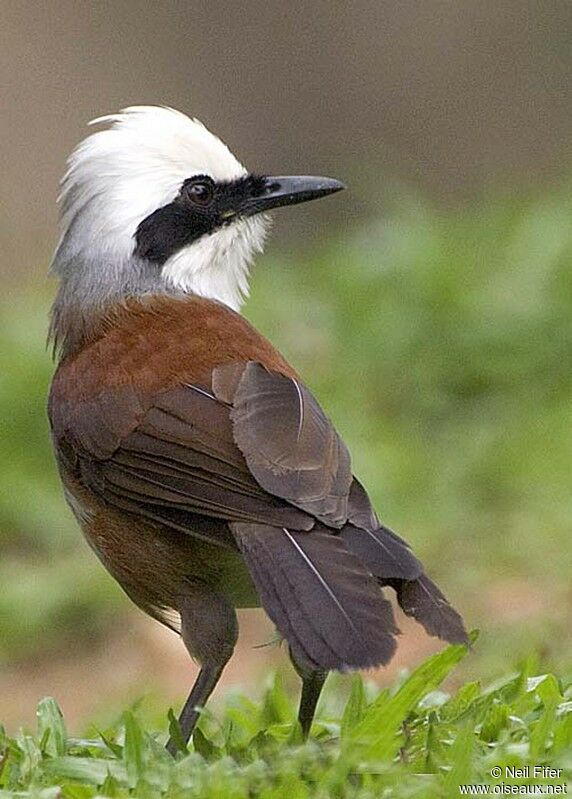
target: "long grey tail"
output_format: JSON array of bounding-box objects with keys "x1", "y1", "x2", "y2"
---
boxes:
[
  {"x1": 340, "y1": 521, "x2": 468, "y2": 645},
  {"x1": 231, "y1": 522, "x2": 400, "y2": 673}
]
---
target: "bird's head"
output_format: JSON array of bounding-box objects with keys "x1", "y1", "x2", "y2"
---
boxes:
[{"x1": 51, "y1": 106, "x2": 344, "y2": 316}]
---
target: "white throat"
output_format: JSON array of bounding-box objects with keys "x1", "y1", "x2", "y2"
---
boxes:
[{"x1": 161, "y1": 214, "x2": 269, "y2": 311}]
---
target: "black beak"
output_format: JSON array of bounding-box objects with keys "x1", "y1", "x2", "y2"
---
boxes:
[{"x1": 244, "y1": 175, "x2": 345, "y2": 215}]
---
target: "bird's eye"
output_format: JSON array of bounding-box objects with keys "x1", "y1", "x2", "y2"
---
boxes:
[{"x1": 183, "y1": 179, "x2": 214, "y2": 207}]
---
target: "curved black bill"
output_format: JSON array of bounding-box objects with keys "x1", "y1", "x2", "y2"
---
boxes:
[{"x1": 246, "y1": 175, "x2": 345, "y2": 215}]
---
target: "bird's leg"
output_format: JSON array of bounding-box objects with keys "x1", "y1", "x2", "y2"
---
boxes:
[
  {"x1": 290, "y1": 650, "x2": 328, "y2": 739},
  {"x1": 298, "y1": 670, "x2": 328, "y2": 738},
  {"x1": 166, "y1": 584, "x2": 238, "y2": 756},
  {"x1": 166, "y1": 662, "x2": 226, "y2": 756}
]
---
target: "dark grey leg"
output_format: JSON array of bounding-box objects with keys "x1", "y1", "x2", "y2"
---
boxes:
[
  {"x1": 289, "y1": 649, "x2": 328, "y2": 738},
  {"x1": 166, "y1": 584, "x2": 238, "y2": 756},
  {"x1": 166, "y1": 663, "x2": 225, "y2": 756},
  {"x1": 298, "y1": 669, "x2": 328, "y2": 738}
]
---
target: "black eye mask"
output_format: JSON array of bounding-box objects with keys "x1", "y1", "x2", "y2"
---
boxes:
[{"x1": 134, "y1": 175, "x2": 267, "y2": 265}]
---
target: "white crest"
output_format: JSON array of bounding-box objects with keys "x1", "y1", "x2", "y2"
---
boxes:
[{"x1": 54, "y1": 106, "x2": 270, "y2": 310}]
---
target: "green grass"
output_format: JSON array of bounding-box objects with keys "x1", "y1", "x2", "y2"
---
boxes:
[{"x1": 1, "y1": 638, "x2": 571, "y2": 798}]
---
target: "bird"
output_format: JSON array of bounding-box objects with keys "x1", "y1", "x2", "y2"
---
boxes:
[{"x1": 48, "y1": 106, "x2": 467, "y2": 755}]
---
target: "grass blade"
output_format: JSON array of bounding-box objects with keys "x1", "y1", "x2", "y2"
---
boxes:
[
  {"x1": 37, "y1": 698, "x2": 66, "y2": 757},
  {"x1": 349, "y1": 636, "x2": 472, "y2": 761}
]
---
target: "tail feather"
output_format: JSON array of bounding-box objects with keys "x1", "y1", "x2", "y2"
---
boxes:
[
  {"x1": 231, "y1": 522, "x2": 399, "y2": 672},
  {"x1": 340, "y1": 522, "x2": 468, "y2": 646},
  {"x1": 340, "y1": 523, "x2": 423, "y2": 581},
  {"x1": 389, "y1": 574, "x2": 469, "y2": 644}
]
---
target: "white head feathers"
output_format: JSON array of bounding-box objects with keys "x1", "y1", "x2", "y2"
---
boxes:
[{"x1": 53, "y1": 106, "x2": 269, "y2": 311}]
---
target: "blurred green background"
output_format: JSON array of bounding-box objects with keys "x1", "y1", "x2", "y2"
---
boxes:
[{"x1": 1, "y1": 1, "x2": 571, "y2": 735}]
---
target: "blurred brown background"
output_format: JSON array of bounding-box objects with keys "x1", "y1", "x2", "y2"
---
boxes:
[{"x1": 1, "y1": 1, "x2": 571, "y2": 735}]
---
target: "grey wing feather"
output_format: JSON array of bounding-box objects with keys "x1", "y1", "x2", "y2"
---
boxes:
[
  {"x1": 77, "y1": 383, "x2": 314, "y2": 545},
  {"x1": 215, "y1": 362, "x2": 351, "y2": 527}
]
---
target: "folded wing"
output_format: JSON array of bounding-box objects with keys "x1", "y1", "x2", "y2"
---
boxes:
[{"x1": 51, "y1": 358, "x2": 467, "y2": 671}]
